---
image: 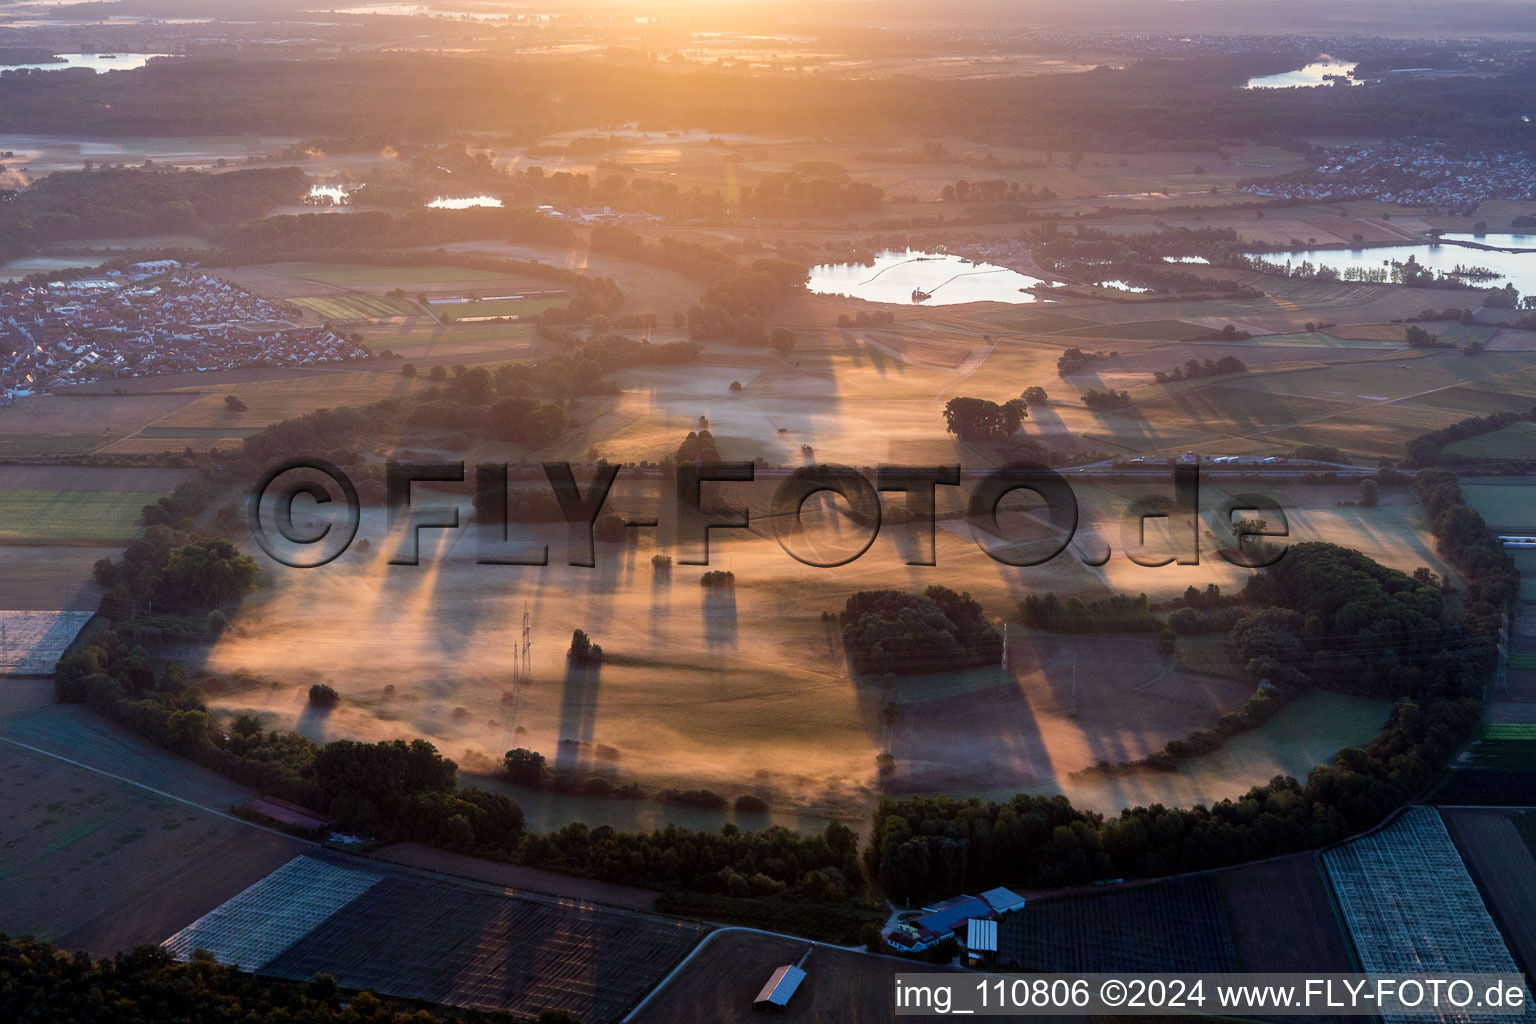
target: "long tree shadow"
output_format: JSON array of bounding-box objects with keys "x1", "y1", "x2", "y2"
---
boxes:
[
  {"x1": 554, "y1": 655, "x2": 601, "y2": 774},
  {"x1": 702, "y1": 586, "x2": 738, "y2": 649}
]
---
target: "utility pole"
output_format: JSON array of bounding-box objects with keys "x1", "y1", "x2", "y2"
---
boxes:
[{"x1": 1000, "y1": 622, "x2": 1008, "y2": 681}]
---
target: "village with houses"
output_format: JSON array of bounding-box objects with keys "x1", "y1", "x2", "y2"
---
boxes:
[{"x1": 0, "y1": 261, "x2": 369, "y2": 400}]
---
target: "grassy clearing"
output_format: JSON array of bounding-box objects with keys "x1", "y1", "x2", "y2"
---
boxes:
[
  {"x1": 435, "y1": 297, "x2": 563, "y2": 320},
  {"x1": 976, "y1": 309, "x2": 1093, "y2": 333},
  {"x1": 1241, "y1": 331, "x2": 1403, "y2": 349},
  {"x1": 0, "y1": 490, "x2": 155, "y2": 544},
  {"x1": 1176, "y1": 634, "x2": 1241, "y2": 678},
  {"x1": 1043, "y1": 690, "x2": 1390, "y2": 816},
  {"x1": 290, "y1": 294, "x2": 420, "y2": 320},
  {"x1": 1443, "y1": 421, "x2": 1536, "y2": 460},
  {"x1": 1057, "y1": 319, "x2": 1206, "y2": 341},
  {"x1": 1459, "y1": 479, "x2": 1536, "y2": 533}
]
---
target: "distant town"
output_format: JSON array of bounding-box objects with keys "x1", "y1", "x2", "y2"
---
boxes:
[{"x1": 1, "y1": 262, "x2": 368, "y2": 396}]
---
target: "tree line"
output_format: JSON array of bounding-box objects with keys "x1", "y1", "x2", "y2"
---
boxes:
[
  {"x1": 1404, "y1": 407, "x2": 1536, "y2": 467},
  {"x1": 872, "y1": 528, "x2": 1504, "y2": 901},
  {"x1": 0, "y1": 935, "x2": 549, "y2": 1024}
]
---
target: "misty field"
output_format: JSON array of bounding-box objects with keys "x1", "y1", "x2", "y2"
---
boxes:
[{"x1": 209, "y1": 458, "x2": 1432, "y2": 825}]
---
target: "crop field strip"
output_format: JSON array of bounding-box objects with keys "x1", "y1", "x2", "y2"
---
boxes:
[
  {"x1": 0, "y1": 610, "x2": 95, "y2": 674},
  {"x1": 163, "y1": 855, "x2": 385, "y2": 971},
  {"x1": 1322, "y1": 806, "x2": 1526, "y2": 1024},
  {"x1": 1443, "y1": 810, "x2": 1536, "y2": 976},
  {"x1": 289, "y1": 295, "x2": 422, "y2": 321},
  {"x1": 166, "y1": 852, "x2": 709, "y2": 1022},
  {"x1": 996, "y1": 874, "x2": 1238, "y2": 973}
]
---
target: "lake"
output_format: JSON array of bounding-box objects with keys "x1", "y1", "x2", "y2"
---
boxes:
[
  {"x1": 806, "y1": 249, "x2": 1048, "y2": 305},
  {"x1": 0, "y1": 53, "x2": 173, "y2": 74},
  {"x1": 1245, "y1": 59, "x2": 1359, "y2": 90},
  {"x1": 428, "y1": 194, "x2": 504, "y2": 209},
  {"x1": 1253, "y1": 240, "x2": 1536, "y2": 295}
]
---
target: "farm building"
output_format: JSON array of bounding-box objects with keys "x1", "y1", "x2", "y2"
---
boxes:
[
  {"x1": 753, "y1": 964, "x2": 806, "y2": 1011},
  {"x1": 966, "y1": 918, "x2": 998, "y2": 965},
  {"x1": 981, "y1": 887, "x2": 1027, "y2": 915},
  {"x1": 883, "y1": 888, "x2": 1025, "y2": 954}
]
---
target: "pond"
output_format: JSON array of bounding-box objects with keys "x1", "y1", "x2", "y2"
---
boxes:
[
  {"x1": 0, "y1": 53, "x2": 172, "y2": 73},
  {"x1": 806, "y1": 249, "x2": 1048, "y2": 306},
  {"x1": 1244, "y1": 59, "x2": 1359, "y2": 90},
  {"x1": 427, "y1": 194, "x2": 504, "y2": 209},
  {"x1": 1251, "y1": 241, "x2": 1536, "y2": 295}
]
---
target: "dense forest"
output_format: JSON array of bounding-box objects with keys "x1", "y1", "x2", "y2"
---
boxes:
[
  {"x1": 0, "y1": 165, "x2": 305, "y2": 262},
  {"x1": 839, "y1": 586, "x2": 1003, "y2": 676},
  {"x1": 4, "y1": 54, "x2": 1535, "y2": 154}
]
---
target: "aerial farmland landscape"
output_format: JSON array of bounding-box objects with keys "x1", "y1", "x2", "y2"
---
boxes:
[{"x1": 1, "y1": 0, "x2": 1535, "y2": 1021}]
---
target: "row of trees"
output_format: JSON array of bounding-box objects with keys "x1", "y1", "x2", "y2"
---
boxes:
[
  {"x1": 0, "y1": 936, "x2": 522, "y2": 1024},
  {"x1": 1082, "y1": 388, "x2": 1133, "y2": 410},
  {"x1": 1404, "y1": 407, "x2": 1536, "y2": 467},
  {"x1": 872, "y1": 693, "x2": 1480, "y2": 900},
  {"x1": 1153, "y1": 356, "x2": 1246, "y2": 383},
  {"x1": 1416, "y1": 469, "x2": 1521, "y2": 637},
  {"x1": 1019, "y1": 593, "x2": 1158, "y2": 633}
]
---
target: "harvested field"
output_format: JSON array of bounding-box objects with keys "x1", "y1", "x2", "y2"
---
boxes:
[
  {"x1": 1442, "y1": 809, "x2": 1536, "y2": 975},
  {"x1": 0, "y1": 545, "x2": 119, "y2": 610},
  {"x1": 997, "y1": 875, "x2": 1238, "y2": 972},
  {"x1": 168, "y1": 852, "x2": 709, "y2": 1023},
  {"x1": 0, "y1": 466, "x2": 193, "y2": 492},
  {"x1": 0, "y1": 739, "x2": 306, "y2": 955},
  {"x1": 254, "y1": 262, "x2": 521, "y2": 289},
  {"x1": 0, "y1": 392, "x2": 202, "y2": 457},
  {"x1": 633, "y1": 928, "x2": 964, "y2": 1024},
  {"x1": 0, "y1": 704, "x2": 269, "y2": 810},
  {"x1": 371, "y1": 840, "x2": 658, "y2": 911},
  {"x1": 1217, "y1": 854, "x2": 1354, "y2": 973},
  {"x1": 99, "y1": 369, "x2": 433, "y2": 453},
  {"x1": 428, "y1": 240, "x2": 704, "y2": 313}
]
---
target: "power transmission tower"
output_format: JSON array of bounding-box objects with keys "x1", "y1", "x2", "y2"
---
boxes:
[{"x1": 521, "y1": 604, "x2": 532, "y2": 682}]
